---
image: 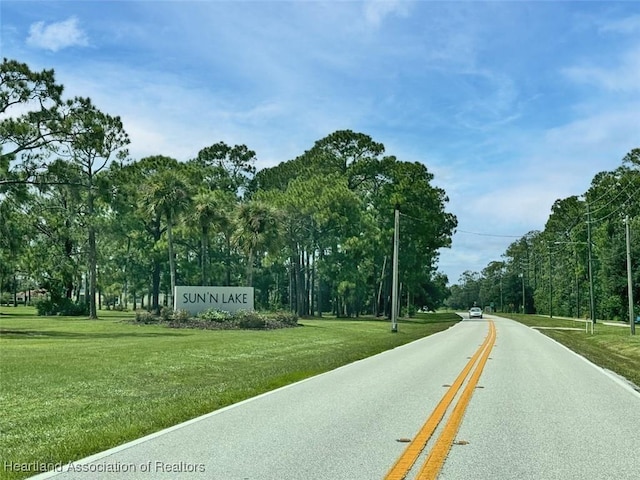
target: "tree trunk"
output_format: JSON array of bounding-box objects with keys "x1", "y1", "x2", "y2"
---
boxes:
[
  {"x1": 123, "y1": 236, "x2": 130, "y2": 308},
  {"x1": 151, "y1": 260, "x2": 160, "y2": 314},
  {"x1": 245, "y1": 249, "x2": 255, "y2": 287},
  {"x1": 310, "y1": 250, "x2": 316, "y2": 316},
  {"x1": 167, "y1": 214, "x2": 176, "y2": 309},
  {"x1": 288, "y1": 262, "x2": 293, "y2": 312},
  {"x1": 12, "y1": 274, "x2": 17, "y2": 307},
  {"x1": 201, "y1": 225, "x2": 209, "y2": 286},
  {"x1": 88, "y1": 222, "x2": 98, "y2": 319},
  {"x1": 317, "y1": 249, "x2": 324, "y2": 317},
  {"x1": 297, "y1": 249, "x2": 306, "y2": 316},
  {"x1": 225, "y1": 236, "x2": 231, "y2": 286}
]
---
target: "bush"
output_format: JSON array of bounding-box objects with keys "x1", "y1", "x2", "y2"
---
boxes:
[
  {"x1": 35, "y1": 298, "x2": 88, "y2": 316},
  {"x1": 270, "y1": 311, "x2": 298, "y2": 327},
  {"x1": 155, "y1": 308, "x2": 299, "y2": 331},
  {"x1": 235, "y1": 310, "x2": 267, "y2": 329},
  {"x1": 0, "y1": 292, "x2": 11, "y2": 306},
  {"x1": 171, "y1": 309, "x2": 191, "y2": 323},
  {"x1": 170, "y1": 309, "x2": 298, "y2": 330},
  {"x1": 134, "y1": 311, "x2": 158, "y2": 324},
  {"x1": 197, "y1": 309, "x2": 233, "y2": 323},
  {"x1": 160, "y1": 306, "x2": 173, "y2": 322}
]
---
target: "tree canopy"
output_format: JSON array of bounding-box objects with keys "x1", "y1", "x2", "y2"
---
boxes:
[
  {"x1": 448, "y1": 149, "x2": 639, "y2": 324},
  {"x1": 0, "y1": 59, "x2": 457, "y2": 316}
]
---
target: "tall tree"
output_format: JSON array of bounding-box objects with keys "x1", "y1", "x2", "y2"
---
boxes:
[
  {"x1": 0, "y1": 58, "x2": 64, "y2": 169},
  {"x1": 232, "y1": 200, "x2": 282, "y2": 287},
  {"x1": 190, "y1": 142, "x2": 256, "y2": 196},
  {"x1": 140, "y1": 164, "x2": 191, "y2": 308},
  {"x1": 56, "y1": 97, "x2": 129, "y2": 318},
  {"x1": 189, "y1": 190, "x2": 233, "y2": 285}
]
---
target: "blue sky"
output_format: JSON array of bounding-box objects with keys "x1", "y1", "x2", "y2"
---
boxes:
[{"x1": 2, "y1": 1, "x2": 639, "y2": 284}]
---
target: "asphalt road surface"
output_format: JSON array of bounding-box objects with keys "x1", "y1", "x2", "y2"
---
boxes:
[{"x1": 29, "y1": 314, "x2": 640, "y2": 480}]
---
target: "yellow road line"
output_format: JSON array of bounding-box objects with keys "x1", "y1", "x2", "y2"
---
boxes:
[
  {"x1": 384, "y1": 321, "x2": 495, "y2": 480},
  {"x1": 416, "y1": 321, "x2": 496, "y2": 480}
]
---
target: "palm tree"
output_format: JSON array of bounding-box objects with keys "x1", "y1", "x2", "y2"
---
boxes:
[
  {"x1": 141, "y1": 168, "x2": 191, "y2": 307},
  {"x1": 190, "y1": 190, "x2": 232, "y2": 285},
  {"x1": 232, "y1": 200, "x2": 281, "y2": 287}
]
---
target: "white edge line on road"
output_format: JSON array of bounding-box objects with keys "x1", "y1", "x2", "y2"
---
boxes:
[
  {"x1": 493, "y1": 314, "x2": 640, "y2": 398},
  {"x1": 28, "y1": 319, "x2": 463, "y2": 479},
  {"x1": 507, "y1": 316, "x2": 640, "y2": 399}
]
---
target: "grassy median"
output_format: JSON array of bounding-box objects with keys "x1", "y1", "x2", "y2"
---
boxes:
[
  {"x1": 500, "y1": 313, "x2": 640, "y2": 388},
  {"x1": 0, "y1": 307, "x2": 459, "y2": 480}
]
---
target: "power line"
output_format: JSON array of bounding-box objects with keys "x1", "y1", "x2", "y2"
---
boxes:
[
  {"x1": 399, "y1": 212, "x2": 523, "y2": 238},
  {"x1": 456, "y1": 229, "x2": 522, "y2": 238},
  {"x1": 587, "y1": 180, "x2": 633, "y2": 216},
  {"x1": 589, "y1": 184, "x2": 640, "y2": 224}
]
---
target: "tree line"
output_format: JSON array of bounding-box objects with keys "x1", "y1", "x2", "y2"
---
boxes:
[
  {"x1": 447, "y1": 149, "x2": 639, "y2": 323},
  {"x1": 0, "y1": 58, "x2": 457, "y2": 318}
]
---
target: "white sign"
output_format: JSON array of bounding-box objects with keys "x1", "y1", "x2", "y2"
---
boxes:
[{"x1": 174, "y1": 286, "x2": 254, "y2": 315}]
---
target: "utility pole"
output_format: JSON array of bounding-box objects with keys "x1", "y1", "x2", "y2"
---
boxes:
[
  {"x1": 500, "y1": 272, "x2": 503, "y2": 313},
  {"x1": 521, "y1": 271, "x2": 525, "y2": 314},
  {"x1": 391, "y1": 205, "x2": 399, "y2": 333},
  {"x1": 548, "y1": 244, "x2": 553, "y2": 318},
  {"x1": 586, "y1": 202, "x2": 595, "y2": 333},
  {"x1": 625, "y1": 215, "x2": 636, "y2": 335}
]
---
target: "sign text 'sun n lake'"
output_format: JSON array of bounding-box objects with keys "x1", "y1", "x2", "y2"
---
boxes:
[{"x1": 174, "y1": 286, "x2": 254, "y2": 314}]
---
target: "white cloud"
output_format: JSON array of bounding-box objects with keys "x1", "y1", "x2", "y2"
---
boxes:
[
  {"x1": 363, "y1": 0, "x2": 410, "y2": 28},
  {"x1": 598, "y1": 15, "x2": 640, "y2": 34},
  {"x1": 27, "y1": 17, "x2": 88, "y2": 52},
  {"x1": 562, "y1": 46, "x2": 640, "y2": 93}
]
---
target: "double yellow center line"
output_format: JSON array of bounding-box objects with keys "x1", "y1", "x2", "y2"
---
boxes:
[{"x1": 385, "y1": 320, "x2": 496, "y2": 480}]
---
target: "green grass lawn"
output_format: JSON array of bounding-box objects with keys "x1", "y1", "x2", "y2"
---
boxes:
[
  {"x1": 0, "y1": 307, "x2": 459, "y2": 480},
  {"x1": 499, "y1": 313, "x2": 640, "y2": 388}
]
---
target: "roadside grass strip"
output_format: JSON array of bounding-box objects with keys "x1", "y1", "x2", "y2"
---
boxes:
[{"x1": 385, "y1": 321, "x2": 496, "y2": 480}]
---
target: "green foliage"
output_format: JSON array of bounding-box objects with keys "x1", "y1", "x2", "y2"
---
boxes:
[
  {"x1": 196, "y1": 308, "x2": 233, "y2": 323},
  {"x1": 133, "y1": 308, "x2": 301, "y2": 330},
  {"x1": 35, "y1": 298, "x2": 88, "y2": 316},
  {"x1": 181, "y1": 308, "x2": 298, "y2": 330},
  {"x1": 452, "y1": 149, "x2": 639, "y2": 322},
  {"x1": 0, "y1": 292, "x2": 12, "y2": 305},
  {"x1": 159, "y1": 306, "x2": 173, "y2": 321},
  {"x1": 171, "y1": 309, "x2": 191, "y2": 323},
  {"x1": 3, "y1": 59, "x2": 458, "y2": 323},
  {"x1": 134, "y1": 310, "x2": 158, "y2": 324}
]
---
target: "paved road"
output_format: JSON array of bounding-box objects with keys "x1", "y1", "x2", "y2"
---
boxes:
[{"x1": 29, "y1": 315, "x2": 640, "y2": 480}]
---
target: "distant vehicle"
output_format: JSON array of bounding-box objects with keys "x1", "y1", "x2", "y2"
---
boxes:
[
  {"x1": 469, "y1": 307, "x2": 483, "y2": 319},
  {"x1": 635, "y1": 315, "x2": 640, "y2": 324}
]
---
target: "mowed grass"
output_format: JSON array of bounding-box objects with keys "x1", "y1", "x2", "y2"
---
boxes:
[
  {"x1": 0, "y1": 307, "x2": 459, "y2": 480},
  {"x1": 500, "y1": 313, "x2": 640, "y2": 388}
]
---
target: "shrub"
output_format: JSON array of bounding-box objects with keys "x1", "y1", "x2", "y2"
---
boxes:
[
  {"x1": 159, "y1": 308, "x2": 298, "y2": 330},
  {"x1": 235, "y1": 310, "x2": 267, "y2": 329},
  {"x1": 159, "y1": 306, "x2": 173, "y2": 322},
  {"x1": 134, "y1": 311, "x2": 158, "y2": 324},
  {"x1": 197, "y1": 309, "x2": 233, "y2": 323},
  {"x1": 270, "y1": 311, "x2": 298, "y2": 327},
  {"x1": 35, "y1": 298, "x2": 88, "y2": 316},
  {"x1": 0, "y1": 292, "x2": 11, "y2": 306},
  {"x1": 171, "y1": 309, "x2": 191, "y2": 323}
]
